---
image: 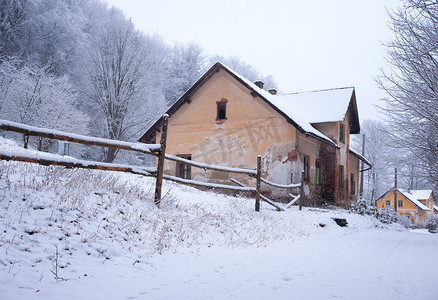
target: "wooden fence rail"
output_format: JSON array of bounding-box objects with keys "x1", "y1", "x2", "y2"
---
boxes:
[
  {"x1": 0, "y1": 119, "x2": 160, "y2": 155},
  {"x1": 0, "y1": 117, "x2": 302, "y2": 211},
  {"x1": 0, "y1": 150, "x2": 156, "y2": 177}
]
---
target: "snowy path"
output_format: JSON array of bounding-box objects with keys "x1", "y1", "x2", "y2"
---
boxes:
[{"x1": 15, "y1": 228, "x2": 437, "y2": 300}]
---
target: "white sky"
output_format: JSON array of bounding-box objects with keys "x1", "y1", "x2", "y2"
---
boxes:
[{"x1": 104, "y1": 0, "x2": 400, "y2": 121}]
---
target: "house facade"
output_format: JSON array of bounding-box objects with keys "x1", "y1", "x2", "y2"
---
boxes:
[
  {"x1": 140, "y1": 62, "x2": 370, "y2": 208},
  {"x1": 376, "y1": 189, "x2": 437, "y2": 223}
]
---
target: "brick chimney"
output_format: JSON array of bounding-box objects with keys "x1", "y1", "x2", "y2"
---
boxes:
[
  {"x1": 254, "y1": 80, "x2": 264, "y2": 89},
  {"x1": 268, "y1": 88, "x2": 277, "y2": 95}
]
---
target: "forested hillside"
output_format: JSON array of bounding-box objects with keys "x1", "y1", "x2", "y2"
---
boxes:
[{"x1": 0, "y1": 0, "x2": 276, "y2": 164}]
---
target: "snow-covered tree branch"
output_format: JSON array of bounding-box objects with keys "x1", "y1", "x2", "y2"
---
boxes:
[{"x1": 378, "y1": 0, "x2": 438, "y2": 189}]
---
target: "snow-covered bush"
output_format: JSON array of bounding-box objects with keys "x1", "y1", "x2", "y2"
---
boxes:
[
  {"x1": 397, "y1": 215, "x2": 412, "y2": 229},
  {"x1": 425, "y1": 215, "x2": 438, "y2": 230},
  {"x1": 376, "y1": 207, "x2": 399, "y2": 224},
  {"x1": 377, "y1": 208, "x2": 398, "y2": 224},
  {"x1": 376, "y1": 207, "x2": 412, "y2": 228},
  {"x1": 351, "y1": 198, "x2": 376, "y2": 215}
]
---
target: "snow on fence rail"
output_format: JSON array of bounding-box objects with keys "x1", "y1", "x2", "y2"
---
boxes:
[
  {"x1": 0, "y1": 150, "x2": 156, "y2": 177},
  {"x1": 0, "y1": 117, "x2": 302, "y2": 211},
  {"x1": 0, "y1": 119, "x2": 160, "y2": 155}
]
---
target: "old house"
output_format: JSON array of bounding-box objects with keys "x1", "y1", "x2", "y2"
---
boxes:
[
  {"x1": 376, "y1": 189, "x2": 437, "y2": 223},
  {"x1": 139, "y1": 62, "x2": 371, "y2": 208}
]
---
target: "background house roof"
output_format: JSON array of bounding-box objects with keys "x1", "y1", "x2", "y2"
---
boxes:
[{"x1": 398, "y1": 189, "x2": 432, "y2": 211}]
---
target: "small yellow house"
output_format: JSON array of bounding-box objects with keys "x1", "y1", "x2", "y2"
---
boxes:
[
  {"x1": 140, "y1": 62, "x2": 371, "y2": 208},
  {"x1": 376, "y1": 189, "x2": 437, "y2": 223}
]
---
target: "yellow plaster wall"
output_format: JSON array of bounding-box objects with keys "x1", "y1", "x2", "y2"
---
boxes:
[{"x1": 159, "y1": 68, "x2": 301, "y2": 188}]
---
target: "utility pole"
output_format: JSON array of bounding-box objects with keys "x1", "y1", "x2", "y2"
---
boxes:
[
  {"x1": 393, "y1": 168, "x2": 398, "y2": 212},
  {"x1": 359, "y1": 134, "x2": 365, "y2": 198}
]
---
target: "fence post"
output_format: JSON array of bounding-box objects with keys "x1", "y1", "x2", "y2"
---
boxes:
[
  {"x1": 299, "y1": 170, "x2": 304, "y2": 210},
  {"x1": 154, "y1": 114, "x2": 169, "y2": 207},
  {"x1": 255, "y1": 155, "x2": 261, "y2": 212}
]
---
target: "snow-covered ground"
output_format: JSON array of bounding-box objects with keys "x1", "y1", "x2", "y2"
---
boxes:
[{"x1": 0, "y1": 137, "x2": 437, "y2": 299}]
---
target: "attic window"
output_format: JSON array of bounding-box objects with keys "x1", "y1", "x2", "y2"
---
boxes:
[{"x1": 216, "y1": 98, "x2": 227, "y2": 120}]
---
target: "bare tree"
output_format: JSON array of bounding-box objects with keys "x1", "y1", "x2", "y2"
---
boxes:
[
  {"x1": 88, "y1": 9, "x2": 166, "y2": 163},
  {"x1": 0, "y1": 59, "x2": 89, "y2": 151},
  {"x1": 377, "y1": 0, "x2": 438, "y2": 189},
  {"x1": 164, "y1": 42, "x2": 206, "y2": 105}
]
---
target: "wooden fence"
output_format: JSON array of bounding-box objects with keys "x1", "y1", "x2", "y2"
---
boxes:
[{"x1": 0, "y1": 116, "x2": 302, "y2": 211}]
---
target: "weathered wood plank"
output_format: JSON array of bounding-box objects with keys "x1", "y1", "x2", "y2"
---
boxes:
[
  {"x1": 154, "y1": 115, "x2": 168, "y2": 207},
  {"x1": 165, "y1": 154, "x2": 257, "y2": 176},
  {"x1": 165, "y1": 175, "x2": 256, "y2": 192},
  {"x1": 0, "y1": 151, "x2": 156, "y2": 177},
  {"x1": 261, "y1": 177, "x2": 301, "y2": 189},
  {"x1": 231, "y1": 178, "x2": 284, "y2": 211}
]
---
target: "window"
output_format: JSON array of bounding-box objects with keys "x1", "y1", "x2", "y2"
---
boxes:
[
  {"x1": 216, "y1": 98, "x2": 227, "y2": 120},
  {"x1": 176, "y1": 154, "x2": 191, "y2": 179},
  {"x1": 382, "y1": 204, "x2": 384, "y2": 209},
  {"x1": 338, "y1": 165, "x2": 344, "y2": 189},
  {"x1": 315, "y1": 160, "x2": 321, "y2": 185},
  {"x1": 303, "y1": 155, "x2": 310, "y2": 181},
  {"x1": 339, "y1": 123, "x2": 345, "y2": 143},
  {"x1": 398, "y1": 200, "x2": 403, "y2": 207},
  {"x1": 350, "y1": 173, "x2": 355, "y2": 195},
  {"x1": 386, "y1": 200, "x2": 390, "y2": 207}
]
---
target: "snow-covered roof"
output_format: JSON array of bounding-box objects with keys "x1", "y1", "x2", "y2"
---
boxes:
[
  {"x1": 408, "y1": 190, "x2": 433, "y2": 200},
  {"x1": 274, "y1": 87, "x2": 355, "y2": 124},
  {"x1": 398, "y1": 189, "x2": 432, "y2": 211},
  {"x1": 220, "y1": 63, "x2": 338, "y2": 146},
  {"x1": 349, "y1": 148, "x2": 372, "y2": 167},
  {"x1": 140, "y1": 62, "x2": 360, "y2": 150}
]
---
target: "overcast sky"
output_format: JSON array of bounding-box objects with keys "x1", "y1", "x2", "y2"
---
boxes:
[{"x1": 104, "y1": 0, "x2": 400, "y2": 121}]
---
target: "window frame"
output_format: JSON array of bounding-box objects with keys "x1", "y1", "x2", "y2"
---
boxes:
[
  {"x1": 350, "y1": 173, "x2": 355, "y2": 195},
  {"x1": 398, "y1": 200, "x2": 403, "y2": 208},
  {"x1": 176, "y1": 154, "x2": 192, "y2": 179},
  {"x1": 339, "y1": 123, "x2": 345, "y2": 144},
  {"x1": 216, "y1": 98, "x2": 228, "y2": 121},
  {"x1": 303, "y1": 155, "x2": 310, "y2": 182},
  {"x1": 315, "y1": 160, "x2": 321, "y2": 185},
  {"x1": 338, "y1": 165, "x2": 344, "y2": 189}
]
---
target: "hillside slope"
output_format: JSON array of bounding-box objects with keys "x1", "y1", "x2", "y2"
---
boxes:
[{"x1": 1, "y1": 137, "x2": 437, "y2": 299}]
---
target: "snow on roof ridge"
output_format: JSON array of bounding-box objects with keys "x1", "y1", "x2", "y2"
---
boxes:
[{"x1": 280, "y1": 86, "x2": 355, "y2": 96}]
